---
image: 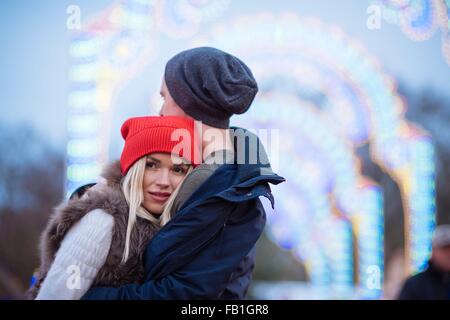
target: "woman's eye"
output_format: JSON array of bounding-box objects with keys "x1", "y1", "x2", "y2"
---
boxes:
[
  {"x1": 172, "y1": 166, "x2": 187, "y2": 175},
  {"x1": 146, "y1": 161, "x2": 157, "y2": 169}
]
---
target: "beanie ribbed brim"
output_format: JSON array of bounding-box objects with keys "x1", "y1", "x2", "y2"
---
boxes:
[{"x1": 120, "y1": 116, "x2": 200, "y2": 175}]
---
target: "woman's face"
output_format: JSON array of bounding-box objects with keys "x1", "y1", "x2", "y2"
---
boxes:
[{"x1": 142, "y1": 153, "x2": 190, "y2": 215}]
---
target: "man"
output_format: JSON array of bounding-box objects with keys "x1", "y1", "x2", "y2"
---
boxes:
[
  {"x1": 398, "y1": 224, "x2": 450, "y2": 300},
  {"x1": 82, "y1": 47, "x2": 285, "y2": 299}
]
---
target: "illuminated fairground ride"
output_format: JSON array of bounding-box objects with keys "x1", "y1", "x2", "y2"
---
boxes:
[{"x1": 66, "y1": 1, "x2": 436, "y2": 299}]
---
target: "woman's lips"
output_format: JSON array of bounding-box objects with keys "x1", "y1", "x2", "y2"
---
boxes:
[{"x1": 148, "y1": 191, "x2": 171, "y2": 203}]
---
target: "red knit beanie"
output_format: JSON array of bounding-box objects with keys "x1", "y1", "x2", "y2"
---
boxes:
[{"x1": 120, "y1": 116, "x2": 200, "y2": 175}]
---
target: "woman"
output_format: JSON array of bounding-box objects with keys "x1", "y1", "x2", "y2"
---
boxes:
[{"x1": 27, "y1": 115, "x2": 199, "y2": 299}]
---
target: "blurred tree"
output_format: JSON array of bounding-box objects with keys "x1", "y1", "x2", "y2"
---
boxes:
[{"x1": 0, "y1": 122, "x2": 64, "y2": 299}]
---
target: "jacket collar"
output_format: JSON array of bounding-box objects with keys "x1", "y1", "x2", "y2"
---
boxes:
[
  {"x1": 179, "y1": 128, "x2": 285, "y2": 210},
  {"x1": 204, "y1": 126, "x2": 285, "y2": 186}
]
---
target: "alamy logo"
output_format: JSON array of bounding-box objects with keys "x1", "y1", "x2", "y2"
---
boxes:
[
  {"x1": 66, "y1": 5, "x2": 81, "y2": 30},
  {"x1": 366, "y1": 265, "x2": 382, "y2": 290},
  {"x1": 366, "y1": 4, "x2": 401, "y2": 30},
  {"x1": 66, "y1": 265, "x2": 81, "y2": 290}
]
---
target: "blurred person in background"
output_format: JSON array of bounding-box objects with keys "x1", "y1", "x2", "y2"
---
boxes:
[{"x1": 397, "y1": 224, "x2": 450, "y2": 300}]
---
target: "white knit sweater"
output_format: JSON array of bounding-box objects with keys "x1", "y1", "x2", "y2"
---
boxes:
[{"x1": 35, "y1": 209, "x2": 114, "y2": 300}]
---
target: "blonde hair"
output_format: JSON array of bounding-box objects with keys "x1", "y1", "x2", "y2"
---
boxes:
[{"x1": 120, "y1": 156, "x2": 192, "y2": 263}]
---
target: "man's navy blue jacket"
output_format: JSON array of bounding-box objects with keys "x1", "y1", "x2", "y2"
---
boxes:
[{"x1": 82, "y1": 129, "x2": 285, "y2": 299}]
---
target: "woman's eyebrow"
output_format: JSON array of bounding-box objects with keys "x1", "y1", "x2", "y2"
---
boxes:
[
  {"x1": 174, "y1": 163, "x2": 190, "y2": 167},
  {"x1": 146, "y1": 156, "x2": 161, "y2": 163}
]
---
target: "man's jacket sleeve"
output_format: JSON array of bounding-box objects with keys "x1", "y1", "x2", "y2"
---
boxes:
[{"x1": 82, "y1": 272, "x2": 220, "y2": 300}]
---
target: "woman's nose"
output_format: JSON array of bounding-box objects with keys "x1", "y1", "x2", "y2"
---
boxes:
[{"x1": 155, "y1": 169, "x2": 170, "y2": 187}]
